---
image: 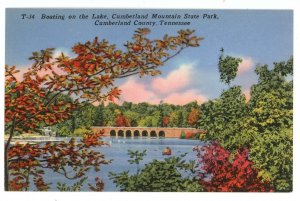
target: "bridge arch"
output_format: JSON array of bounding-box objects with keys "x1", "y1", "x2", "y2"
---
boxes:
[
  {"x1": 110, "y1": 130, "x2": 116, "y2": 137},
  {"x1": 133, "y1": 130, "x2": 140, "y2": 137},
  {"x1": 118, "y1": 130, "x2": 124, "y2": 137},
  {"x1": 158, "y1": 131, "x2": 165, "y2": 137},
  {"x1": 92, "y1": 126, "x2": 205, "y2": 139},
  {"x1": 125, "y1": 130, "x2": 132, "y2": 137},
  {"x1": 142, "y1": 130, "x2": 148, "y2": 137},
  {"x1": 150, "y1": 130, "x2": 157, "y2": 137}
]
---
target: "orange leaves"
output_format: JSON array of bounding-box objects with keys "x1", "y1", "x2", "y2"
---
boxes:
[
  {"x1": 107, "y1": 87, "x2": 121, "y2": 102},
  {"x1": 82, "y1": 130, "x2": 106, "y2": 148},
  {"x1": 8, "y1": 130, "x2": 109, "y2": 191},
  {"x1": 135, "y1": 28, "x2": 151, "y2": 35},
  {"x1": 5, "y1": 28, "x2": 202, "y2": 141},
  {"x1": 5, "y1": 65, "x2": 20, "y2": 77},
  {"x1": 89, "y1": 177, "x2": 105, "y2": 191},
  {"x1": 110, "y1": 87, "x2": 121, "y2": 97},
  {"x1": 132, "y1": 44, "x2": 142, "y2": 53},
  {"x1": 115, "y1": 114, "x2": 131, "y2": 127},
  {"x1": 187, "y1": 108, "x2": 200, "y2": 127},
  {"x1": 73, "y1": 60, "x2": 81, "y2": 68},
  {"x1": 9, "y1": 176, "x2": 28, "y2": 191},
  {"x1": 33, "y1": 177, "x2": 50, "y2": 191}
]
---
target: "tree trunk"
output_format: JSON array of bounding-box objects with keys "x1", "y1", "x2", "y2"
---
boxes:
[{"x1": 4, "y1": 118, "x2": 15, "y2": 191}]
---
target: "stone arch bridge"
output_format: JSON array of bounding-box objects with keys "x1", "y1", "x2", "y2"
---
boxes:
[{"x1": 92, "y1": 126, "x2": 206, "y2": 138}]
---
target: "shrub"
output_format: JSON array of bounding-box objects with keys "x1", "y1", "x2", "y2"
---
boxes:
[
  {"x1": 185, "y1": 132, "x2": 194, "y2": 139},
  {"x1": 109, "y1": 150, "x2": 202, "y2": 192},
  {"x1": 73, "y1": 127, "x2": 92, "y2": 137},
  {"x1": 194, "y1": 142, "x2": 273, "y2": 192},
  {"x1": 180, "y1": 131, "x2": 186, "y2": 139},
  {"x1": 56, "y1": 126, "x2": 72, "y2": 137}
]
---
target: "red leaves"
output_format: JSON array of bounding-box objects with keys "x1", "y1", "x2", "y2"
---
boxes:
[
  {"x1": 163, "y1": 116, "x2": 169, "y2": 127},
  {"x1": 185, "y1": 132, "x2": 195, "y2": 139},
  {"x1": 115, "y1": 114, "x2": 131, "y2": 127},
  {"x1": 73, "y1": 60, "x2": 81, "y2": 68},
  {"x1": 88, "y1": 177, "x2": 104, "y2": 191},
  {"x1": 132, "y1": 44, "x2": 142, "y2": 53},
  {"x1": 9, "y1": 176, "x2": 28, "y2": 191},
  {"x1": 5, "y1": 29, "x2": 203, "y2": 190},
  {"x1": 82, "y1": 130, "x2": 107, "y2": 148},
  {"x1": 187, "y1": 108, "x2": 200, "y2": 127},
  {"x1": 33, "y1": 176, "x2": 50, "y2": 191},
  {"x1": 6, "y1": 29, "x2": 203, "y2": 134},
  {"x1": 194, "y1": 142, "x2": 273, "y2": 192},
  {"x1": 8, "y1": 130, "x2": 108, "y2": 191},
  {"x1": 107, "y1": 87, "x2": 121, "y2": 102}
]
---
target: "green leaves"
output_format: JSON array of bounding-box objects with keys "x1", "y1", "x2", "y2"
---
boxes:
[
  {"x1": 249, "y1": 129, "x2": 293, "y2": 192},
  {"x1": 57, "y1": 177, "x2": 87, "y2": 191},
  {"x1": 109, "y1": 150, "x2": 202, "y2": 192},
  {"x1": 198, "y1": 86, "x2": 249, "y2": 151},
  {"x1": 198, "y1": 56, "x2": 293, "y2": 191},
  {"x1": 218, "y1": 52, "x2": 242, "y2": 85},
  {"x1": 128, "y1": 149, "x2": 147, "y2": 165}
]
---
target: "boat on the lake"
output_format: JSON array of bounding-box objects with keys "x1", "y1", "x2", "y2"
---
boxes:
[{"x1": 162, "y1": 147, "x2": 172, "y2": 155}]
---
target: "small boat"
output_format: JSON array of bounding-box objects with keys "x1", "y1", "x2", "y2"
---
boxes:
[{"x1": 162, "y1": 147, "x2": 172, "y2": 155}]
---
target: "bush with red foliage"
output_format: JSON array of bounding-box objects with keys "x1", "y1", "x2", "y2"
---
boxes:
[
  {"x1": 185, "y1": 132, "x2": 195, "y2": 139},
  {"x1": 193, "y1": 142, "x2": 273, "y2": 192}
]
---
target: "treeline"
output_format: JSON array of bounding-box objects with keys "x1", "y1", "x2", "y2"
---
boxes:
[{"x1": 52, "y1": 100, "x2": 201, "y2": 136}]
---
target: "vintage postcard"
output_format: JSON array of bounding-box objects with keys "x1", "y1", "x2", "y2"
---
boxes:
[{"x1": 4, "y1": 8, "x2": 293, "y2": 193}]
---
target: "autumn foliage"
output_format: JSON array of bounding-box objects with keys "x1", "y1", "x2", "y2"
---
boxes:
[
  {"x1": 185, "y1": 132, "x2": 195, "y2": 139},
  {"x1": 8, "y1": 131, "x2": 109, "y2": 191},
  {"x1": 115, "y1": 114, "x2": 131, "y2": 127},
  {"x1": 194, "y1": 142, "x2": 273, "y2": 192},
  {"x1": 5, "y1": 28, "x2": 202, "y2": 135},
  {"x1": 163, "y1": 116, "x2": 170, "y2": 127},
  {"x1": 187, "y1": 108, "x2": 200, "y2": 127},
  {"x1": 5, "y1": 28, "x2": 202, "y2": 191}
]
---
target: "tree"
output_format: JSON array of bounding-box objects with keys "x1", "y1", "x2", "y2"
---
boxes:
[
  {"x1": 138, "y1": 116, "x2": 153, "y2": 127},
  {"x1": 52, "y1": 102, "x2": 98, "y2": 136},
  {"x1": 198, "y1": 86, "x2": 248, "y2": 151},
  {"x1": 103, "y1": 103, "x2": 119, "y2": 126},
  {"x1": 115, "y1": 114, "x2": 131, "y2": 127},
  {"x1": 169, "y1": 110, "x2": 183, "y2": 127},
  {"x1": 187, "y1": 108, "x2": 200, "y2": 127},
  {"x1": 247, "y1": 58, "x2": 293, "y2": 191},
  {"x1": 123, "y1": 110, "x2": 140, "y2": 127},
  {"x1": 197, "y1": 56, "x2": 293, "y2": 191},
  {"x1": 94, "y1": 102, "x2": 105, "y2": 126},
  {"x1": 194, "y1": 142, "x2": 273, "y2": 192},
  {"x1": 218, "y1": 49, "x2": 242, "y2": 85},
  {"x1": 163, "y1": 116, "x2": 170, "y2": 127},
  {"x1": 8, "y1": 131, "x2": 110, "y2": 191},
  {"x1": 5, "y1": 28, "x2": 202, "y2": 190},
  {"x1": 75, "y1": 104, "x2": 98, "y2": 129},
  {"x1": 249, "y1": 129, "x2": 293, "y2": 191},
  {"x1": 248, "y1": 58, "x2": 293, "y2": 133},
  {"x1": 150, "y1": 111, "x2": 163, "y2": 127}
]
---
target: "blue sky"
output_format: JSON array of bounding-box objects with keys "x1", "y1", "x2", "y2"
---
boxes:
[{"x1": 5, "y1": 9, "x2": 293, "y2": 104}]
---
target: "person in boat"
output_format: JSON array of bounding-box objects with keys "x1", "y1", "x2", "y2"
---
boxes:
[{"x1": 162, "y1": 146, "x2": 172, "y2": 155}]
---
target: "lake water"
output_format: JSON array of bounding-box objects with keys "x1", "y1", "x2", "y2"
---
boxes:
[{"x1": 35, "y1": 137, "x2": 205, "y2": 191}]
